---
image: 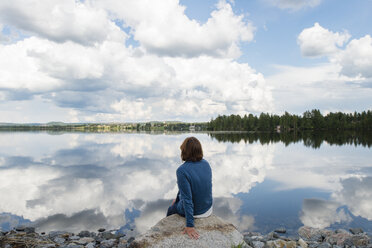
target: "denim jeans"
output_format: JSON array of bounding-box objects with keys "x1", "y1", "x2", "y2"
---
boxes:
[{"x1": 166, "y1": 192, "x2": 185, "y2": 217}]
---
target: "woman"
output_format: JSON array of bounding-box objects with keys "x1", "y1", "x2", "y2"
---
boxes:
[{"x1": 166, "y1": 136, "x2": 213, "y2": 240}]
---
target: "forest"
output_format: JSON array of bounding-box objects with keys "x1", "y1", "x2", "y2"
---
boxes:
[{"x1": 208, "y1": 109, "x2": 372, "y2": 131}]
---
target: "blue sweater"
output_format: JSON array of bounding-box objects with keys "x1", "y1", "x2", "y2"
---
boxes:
[{"x1": 176, "y1": 159, "x2": 213, "y2": 227}]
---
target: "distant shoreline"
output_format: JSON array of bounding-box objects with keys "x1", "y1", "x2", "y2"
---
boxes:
[{"x1": 2, "y1": 109, "x2": 371, "y2": 133}]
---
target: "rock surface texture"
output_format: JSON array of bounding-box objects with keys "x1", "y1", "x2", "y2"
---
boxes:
[
  {"x1": 129, "y1": 214, "x2": 247, "y2": 248},
  {"x1": 1, "y1": 222, "x2": 371, "y2": 247}
]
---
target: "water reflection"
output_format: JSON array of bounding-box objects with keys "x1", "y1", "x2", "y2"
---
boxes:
[
  {"x1": 332, "y1": 177, "x2": 372, "y2": 221},
  {"x1": 209, "y1": 131, "x2": 372, "y2": 148},
  {"x1": 132, "y1": 197, "x2": 255, "y2": 234},
  {"x1": 300, "y1": 199, "x2": 352, "y2": 229},
  {"x1": 299, "y1": 176, "x2": 372, "y2": 232},
  {"x1": 0, "y1": 132, "x2": 371, "y2": 235}
]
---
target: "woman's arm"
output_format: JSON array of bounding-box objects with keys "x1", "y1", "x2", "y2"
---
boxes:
[
  {"x1": 176, "y1": 169, "x2": 194, "y2": 227},
  {"x1": 177, "y1": 169, "x2": 199, "y2": 239}
]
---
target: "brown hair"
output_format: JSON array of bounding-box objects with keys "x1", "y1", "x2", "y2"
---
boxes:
[{"x1": 180, "y1": 137, "x2": 203, "y2": 162}]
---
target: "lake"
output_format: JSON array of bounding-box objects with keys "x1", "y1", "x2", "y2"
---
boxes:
[{"x1": 0, "y1": 131, "x2": 371, "y2": 236}]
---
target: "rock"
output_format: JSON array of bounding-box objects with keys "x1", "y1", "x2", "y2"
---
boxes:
[
  {"x1": 25, "y1": 227, "x2": 36, "y2": 233},
  {"x1": 316, "y1": 243, "x2": 331, "y2": 248},
  {"x1": 85, "y1": 242, "x2": 95, "y2": 248},
  {"x1": 129, "y1": 214, "x2": 248, "y2": 248},
  {"x1": 77, "y1": 237, "x2": 95, "y2": 245},
  {"x1": 127, "y1": 236, "x2": 135, "y2": 244},
  {"x1": 324, "y1": 232, "x2": 352, "y2": 246},
  {"x1": 65, "y1": 244, "x2": 83, "y2": 248},
  {"x1": 49, "y1": 231, "x2": 69, "y2": 238},
  {"x1": 70, "y1": 235, "x2": 80, "y2": 240},
  {"x1": 335, "y1": 229, "x2": 349, "y2": 234},
  {"x1": 78, "y1": 230, "x2": 91, "y2": 237},
  {"x1": 15, "y1": 225, "x2": 26, "y2": 232},
  {"x1": 115, "y1": 232, "x2": 126, "y2": 239},
  {"x1": 119, "y1": 237, "x2": 128, "y2": 244},
  {"x1": 298, "y1": 226, "x2": 331, "y2": 242},
  {"x1": 36, "y1": 244, "x2": 56, "y2": 248},
  {"x1": 346, "y1": 234, "x2": 370, "y2": 246},
  {"x1": 266, "y1": 240, "x2": 296, "y2": 248},
  {"x1": 252, "y1": 240, "x2": 265, "y2": 248},
  {"x1": 306, "y1": 241, "x2": 319, "y2": 248},
  {"x1": 62, "y1": 233, "x2": 72, "y2": 239},
  {"x1": 248, "y1": 235, "x2": 264, "y2": 241},
  {"x1": 100, "y1": 231, "x2": 116, "y2": 240},
  {"x1": 15, "y1": 231, "x2": 27, "y2": 236},
  {"x1": 100, "y1": 239, "x2": 116, "y2": 248},
  {"x1": 85, "y1": 243, "x2": 95, "y2": 248},
  {"x1": 265, "y1": 231, "x2": 279, "y2": 241},
  {"x1": 349, "y1": 228, "x2": 364, "y2": 235},
  {"x1": 298, "y1": 238, "x2": 308, "y2": 248},
  {"x1": 98, "y1": 228, "x2": 106, "y2": 233},
  {"x1": 95, "y1": 236, "x2": 104, "y2": 243},
  {"x1": 243, "y1": 232, "x2": 261, "y2": 237},
  {"x1": 274, "y1": 228, "x2": 286, "y2": 234},
  {"x1": 243, "y1": 237, "x2": 254, "y2": 247},
  {"x1": 54, "y1": 237, "x2": 66, "y2": 244}
]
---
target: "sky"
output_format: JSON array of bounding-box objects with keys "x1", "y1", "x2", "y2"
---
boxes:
[{"x1": 0, "y1": 0, "x2": 371, "y2": 123}]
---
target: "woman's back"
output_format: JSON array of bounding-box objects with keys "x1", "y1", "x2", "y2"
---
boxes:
[{"x1": 176, "y1": 159, "x2": 212, "y2": 215}]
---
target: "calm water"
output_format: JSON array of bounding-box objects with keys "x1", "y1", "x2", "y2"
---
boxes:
[{"x1": 0, "y1": 131, "x2": 372, "y2": 236}]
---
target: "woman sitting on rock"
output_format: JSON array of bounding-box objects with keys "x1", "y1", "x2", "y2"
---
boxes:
[{"x1": 166, "y1": 136, "x2": 213, "y2": 240}]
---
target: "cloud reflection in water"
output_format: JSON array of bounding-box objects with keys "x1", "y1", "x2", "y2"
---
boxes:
[
  {"x1": 0, "y1": 132, "x2": 371, "y2": 234},
  {"x1": 0, "y1": 133, "x2": 269, "y2": 233}
]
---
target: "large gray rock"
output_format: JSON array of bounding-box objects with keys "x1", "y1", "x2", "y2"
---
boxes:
[
  {"x1": 129, "y1": 214, "x2": 248, "y2": 248},
  {"x1": 298, "y1": 226, "x2": 332, "y2": 242}
]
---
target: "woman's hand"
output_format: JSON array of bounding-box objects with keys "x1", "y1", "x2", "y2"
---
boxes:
[{"x1": 183, "y1": 227, "x2": 199, "y2": 239}]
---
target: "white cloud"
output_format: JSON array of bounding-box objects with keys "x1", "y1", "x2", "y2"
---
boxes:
[
  {"x1": 297, "y1": 23, "x2": 372, "y2": 80},
  {"x1": 335, "y1": 35, "x2": 372, "y2": 78},
  {"x1": 269, "y1": 0, "x2": 321, "y2": 11},
  {"x1": 111, "y1": 98, "x2": 152, "y2": 121},
  {"x1": 297, "y1": 23, "x2": 350, "y2": 57},
  {"x1": 94, "y1": 0, "x2": 255, "y2": 58},
  {"x1": 30, "y1": 41, "x2": 105, "y2": 81},
  {"x1": 163, "y1": 56, "x2": 273, "y2": 115},
  {"x1": 0, "y1": 36, "x2": 272, "y2": 121},
  {"x1": 0, "y1": 37, "x2": 62, "y2": 92},
  {"x1": 162, "y1": 98, "x2": 227, "y2": 117},
  {"x1": 0, "y1": 0, "x2": 272, "y2": 122},
  {"x1": 0, "y1": 0, "x2": 125, "y2": 45},
  {"x1": 266, "y1": 63, "x2": 372, "y2": 114},
  {"x1": 268, "y1": 24, "x2": 372, "y2": 114}
]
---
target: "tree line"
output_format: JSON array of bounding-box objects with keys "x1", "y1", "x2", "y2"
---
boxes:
[
  {"x1": 208, "y1": 130, "x2": 372, "y2": 148},
  {"x1": 208, "y1": 109, "x2": 372, "y2": 131}
]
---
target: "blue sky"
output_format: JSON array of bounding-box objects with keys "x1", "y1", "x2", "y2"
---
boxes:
[{"x1": 0, "y1": 0, "x2": 371, "y2": 123}]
